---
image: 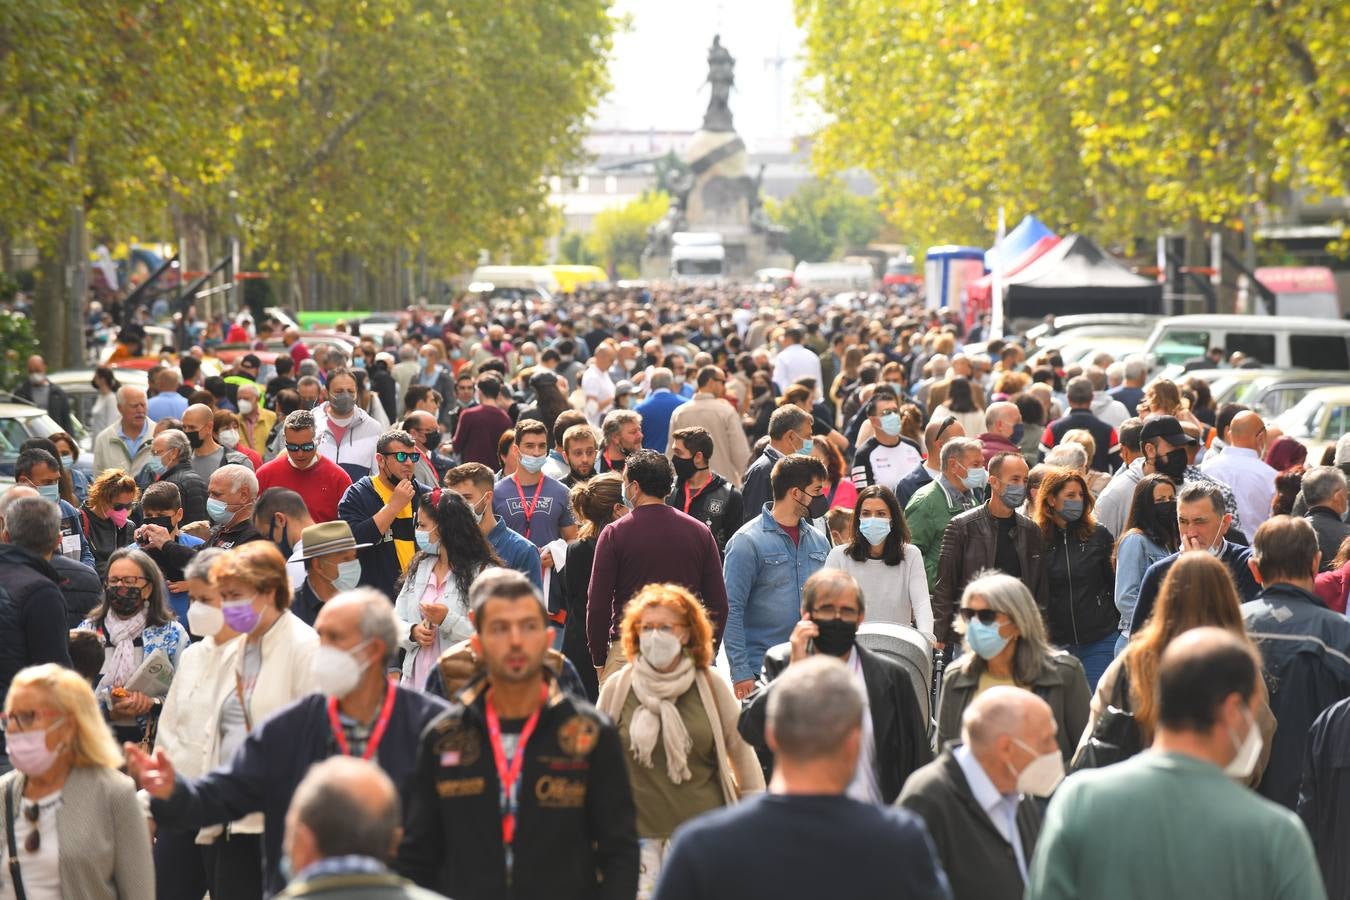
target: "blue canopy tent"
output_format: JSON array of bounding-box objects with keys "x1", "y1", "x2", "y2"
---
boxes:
[{"x1": 985, "y1": 215, "x2": 1056, "y2": 272}]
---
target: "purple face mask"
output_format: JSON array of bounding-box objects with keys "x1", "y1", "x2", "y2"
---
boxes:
[{"x1": 221, "y1": 598, "x2": 261, "y2": 634}]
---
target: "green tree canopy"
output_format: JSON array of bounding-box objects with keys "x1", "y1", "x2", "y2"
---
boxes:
[
  {"x1": 766, "y1": 180, "x2": 883, "y2": 263},
  {"x1": 587, "y1": 191, "x2": 668, "y2": 279}
]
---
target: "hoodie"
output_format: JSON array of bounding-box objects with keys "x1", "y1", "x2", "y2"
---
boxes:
[{"x1": 1090, "y1": 392, "x2": 1129, "y2": 428}]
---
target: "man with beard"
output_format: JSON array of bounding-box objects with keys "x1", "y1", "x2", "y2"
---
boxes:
[
  {"x1": 597, "y1": 409, "x2": 643, "y2": 475},
  {"x1": 561, "y1": 424, "x2": 600, "y2": 488}
]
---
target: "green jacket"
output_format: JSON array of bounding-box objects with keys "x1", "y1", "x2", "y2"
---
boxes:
[
  {"x1": 276, "y1": 871, "x2": 447, "y2": 899},
  {"x1": 905, "y1": 477, "x2": 971, "y2": 591}
]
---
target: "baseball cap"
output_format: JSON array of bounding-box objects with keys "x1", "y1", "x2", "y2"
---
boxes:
[{"x1": 1139, "y1": 415, "x2": 1197, "y2": 446}]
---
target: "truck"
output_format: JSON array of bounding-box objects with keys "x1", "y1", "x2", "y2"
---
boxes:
[{"x1": 671, "y1": 232, "x2": 725, "y2": 285}]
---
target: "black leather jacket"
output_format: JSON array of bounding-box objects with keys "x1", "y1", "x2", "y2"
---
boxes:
[{"x1": 1044, "y1": 523, "x2": 1118, "y2": 645}]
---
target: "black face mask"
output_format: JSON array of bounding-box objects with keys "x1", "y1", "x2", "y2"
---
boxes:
[
  {"x1": 107, "y1": 585, "x2": 146, "y2": 617},
  {"x1": 423, "y1": 430, "x2": 443, "y2": 452},
  {"x1": 672, "y1": 455, "x2": 699, "y2": 481},
  {"x1": 143, "y1": 515, "x2": 175, "y2": 534},
  {"x1": 797, "y1": 489, "x2": 829, "y2": 520},
  {"x1": 269, "y1": 516, "x2": 293, "y2": 561},
  {"x1": 812, "y1": 617, "x2": 858, "y2": 656},
  {"x1": 1153, "y1": 447, "x2": 1188, "y2": 481},
  {"x1": 185, "y1": 430, "x2": 204, "y2": 450}
]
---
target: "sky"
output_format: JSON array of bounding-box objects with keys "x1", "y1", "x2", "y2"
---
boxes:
[{"x1": 594, "y1": 0, "x2": 822, "y2": 150}]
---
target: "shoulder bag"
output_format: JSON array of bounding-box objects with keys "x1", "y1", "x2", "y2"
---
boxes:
[{"x1": 1071, "y1": 662, "x2": 1143, "y2": 772}]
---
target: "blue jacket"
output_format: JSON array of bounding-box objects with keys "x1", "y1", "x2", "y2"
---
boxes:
[
  {"x1": 337, "y1": 476, "x2": 433, "y2": 601},
  {"x1": 722, "y1": 505, "x2": 829, "y2": 683},
  {"x1": 1130, "y1": 540, "x2": 1259, "y2": 635},
  {"x1": 488, "y1": 518, "x2": 544, "y2": 591},
  {"x1": 58, "y1": 498, "x2": 96, "y2": 569},
  {"x1": 151, "y1": 687, "x2": 450, "y2": 898},
  {"x1": 1113, "y1": 532, "x2": 1171, "y2": 635},
  {"x1": 635, "y1": 389, "x2": 687, "y2": 453}
]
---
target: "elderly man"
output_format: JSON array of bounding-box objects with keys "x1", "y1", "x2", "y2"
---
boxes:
[
  {"x1": 907, "y1": 437, "x2": 985, "y2": 595},
  {"x1": 201, "y1": 464, "x2": 264, "y2": 549},
  {"x1": 182, "y1": 402, "x2": 254, "y2": 481},
  {"x1": 634, "y1": 367, "x2": 687, "y2": 453},
  {"x1": 1108, "y1": 357, "x2": 1148, "y2": 414},
  {"x1": 978, "y1": 402, "x2": 1024, "y2": 466},
  {"x1": 255, "y1": 409, "x2": 354, "y2": 524},
  {"x1": 92, "y1": 385, "x2": 155, "y2": 476},
  {"x1": 14, "y1": 354, "x2": 73, "y2": 433},
  {"x1": 666, "y1": 365, "x2": 751, "y2": 487},
  {"x1": 147, "y1": 428, "x2": 209, "y2": 524},
  {"x1": 128, "y1": 589, "x2": 450, "y2": 897},
  {"x1": 1085, "y1": 366, "x2": 1129, "y2": 429},
  {"x1": 296, "y1": 374, "x2": 324, "y2": 411},
  {"x1": 147, "y1": 366, "x2": 189, "y2": 421},
  {"x1": 401, "y1": 409, "x2": 449, "y2": 487},
  {"x1": 1300, "y1": 466, "x2": 1350, "y2": 570},
  {"x1": 656, "y1": 657, "x2": 948, "y2": 900},
  {"x1": 235, "y1": 382, "x2": 276, "y2": 458},
  {"x1": 597, "y1": 408, "x2": 643, "y2": 475},
  {"x1": 278, "y1": 757, "x2": 443, "y2": 899},
  {"x1": 896, "y1": 414, "x2": 967, "y2": 507},
  {"x1": 900, "y1": 687, "x2": 1057, "y2": 900},
  {"x1": 582, "y1": 344, "x2": 618, "y2": 425},
  {"x1": 1200, "y1": 410, "x2": 1277, "y2": 533}
]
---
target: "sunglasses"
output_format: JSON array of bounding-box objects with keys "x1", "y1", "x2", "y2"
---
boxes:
[
  {"x1": 383, "y1": 451, "x2": 421, "y2": 463},
  {"x1": 111, "y1": 502, "x2": 132, "y2": 512},
  {"x1": 23, "y1": 802, "x2": 40, "y2": 853},
  {"x1": 935, "y1": 416, "x2": 958, "y2": 441},
  {"x1": 285, "y1": 442, "x2": 317, "y2": 452},
  {"x1": 958, "y1": 607, "x2": 1001, "y2": 626}
]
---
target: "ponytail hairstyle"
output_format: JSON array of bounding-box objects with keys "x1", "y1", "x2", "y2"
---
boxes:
[{"x1": 571, "y1": 472, "x2": 625, "y2": 541}]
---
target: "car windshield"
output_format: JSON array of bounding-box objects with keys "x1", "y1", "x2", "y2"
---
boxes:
[
  {"x1": 1152, "y1": 329, "x2": 1209, "y2": 366},
  {"x1": 1273, "y1": 393, "x2": 1325, "y2": 439}
]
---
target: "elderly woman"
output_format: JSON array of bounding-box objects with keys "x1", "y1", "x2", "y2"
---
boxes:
[
  {"x1": 937, "y1": 571, "x2": 1091, "y2": 762},
  {"x1": 597, "y1": 583, "x2": 764, "y2": 899},
  {"x1": 81, "y1": 470, "x2": 140, "y2": 577},
  {"x1": 166, "y1": 542, "x2": 318, "y2": 899},
  {"x1": 396, "y1": 492, "x2": 501, "y2": 690},
  {"x1": 1061, "y1": 428, "x2": 1110, "y2": 495},
  {"x1": 0, "y1": 664, "x2": 153, "y2": 899},
  {"x1": 78, "y1": 548, "x2": 189, "y2": 747}
]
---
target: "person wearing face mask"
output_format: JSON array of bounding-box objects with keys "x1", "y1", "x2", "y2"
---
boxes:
[
  {"x1": 14, "y1": 448, "x2": 97, "y2": 568},
  {"x1": 78, "y1": 548, "x2": 189, "y2": 746},
  {"x1": 666, "y1": 366, "x2": 751, "y2": 489},
  {"x1": 1111, "y1": 475, "x2": 1180, "y2": 655},
  {"x1": 234, "y1": 383, "x2": 276, "y2": 459},
  {"x1": 79, "y1": 470, "x2": 140, "y2": 578},
  {"x1": 143, "y1": 427, "x2": 210, "y2": 525},
  {"x1": 667, "y1": 427, "x2": 743, "y2": 555},
  {"x1": 14, "y1": 353, "x2": 74, "y2": 433},
  {"x1": 906, "y1": 437, "x2": 986, "y2": 595},
  {"x1": 850, "y1": 387, "x2": 924, "y2": 495},
  {"x1": 0, "y1": 664, "x2": 154, "y2": 899},
  {"x1": 823, "y1": 485, "x2": 932, "y2": 638},
  {"x1": 741, "y1": 568, "x2": 933, "y2": 805},
  {"x1": 395, "y1": 494, "x2": 500, "y2": 691},
  {"x1": 313, "y1": 369, "x2": 386, "y2": 482},
  {"x1": 214, "y1": 408, "x2": 263, "y2": 469},
  {"x1": 977, "y1": 402, "x2": 1025, "y2": 466},
  {"x1": 597, "y1": 583, "x2": 764, "y2": 897},
  {"x1": 292, "y1": 522, "x2": 370, "y2": 628},
  {"x1": 443, "y1": 464, "x2": 544, "y2": 591},
  {"x1": 937, "y1": 573, "x2": 1089, "y2": 765},
  {"x1": 492, "y1": 420, "x2": 579, "y2": 552},
  {"x1": 182, "y1": 403, "x2": 254, "y2": 485},
  {"x1": 128, "y1": 481, "x2": 205, "y2": 625},
  {"x1": 738, "y1": 405, "x2": 812, "y2": 527},
  {"x1": 934, "y1": 452, "x2": 1047, "y2": 650},
  {"x1": 1033, "y1": 468, "x2": 1118, "y2": 689},
  {"x1": 255, "y1": 410, "x2": 355, "y2": 526},
  {"x1": 900, "y1": 686, "x2": 1059, "y2": 900},
  {"x1": 401, "y1": 410, "x2": 451, "y2": 487},
  {"x1": 723, "y1": 456, "x2": 831, "y2": 701},
  {"x1": 1029, "y1": 629, "x2": 1323, "y2": 900},
  {"x1": 127, "y1": 588, "x2": 449, "y2": 898}
]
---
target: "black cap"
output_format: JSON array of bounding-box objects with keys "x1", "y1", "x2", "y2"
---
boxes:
[
  {"x1": 241, "y1": 353, "x2": 262, "y2": 368},
  {"x1": 1139, "y1": 415, "x2": 1196, "y2": 446}
]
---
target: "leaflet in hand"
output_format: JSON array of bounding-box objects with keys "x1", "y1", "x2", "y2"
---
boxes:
[{"x1": 123, "y1": 649, "x2": 174, "y2": 698}]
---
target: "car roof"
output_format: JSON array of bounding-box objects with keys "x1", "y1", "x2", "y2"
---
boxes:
[
  {"x1": 1153, "y1": 314, "x2": 1350, "y2": 331},
  {"x1": 0, "y1": 402, "x2": 50, "y2": 417},
  {"x1": 1292, "y1": 385, "x2": 1350, "y2": 402}
]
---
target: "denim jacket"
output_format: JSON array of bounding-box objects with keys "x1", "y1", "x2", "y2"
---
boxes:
[
  {"x1": 1113, "y1": 532, "x2": 1170, "y2": 634},
  {"x1": 722, "y1": 504, "x2": 830, "y2": 682}
]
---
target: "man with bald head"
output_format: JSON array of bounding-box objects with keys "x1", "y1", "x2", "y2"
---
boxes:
[
  {"x1": 900, "y1": 686, "x2": 1056, "y2": 900},
  {"x1": 978, "y1": 401, "x2": 1024, "y2": 465},
  {"x1": 92, "y1": 384, "x2": 156, "y2": 476},
  {"x1": 279, "y1": 757, "x2": 442, "y2": 899},
  {"x1": 896, "y1": 413, "x2": 967, "y2": 506},
  {"x1": 14, "y1": 353, "x2": 73, "y2": 432},
  {"x1": 182, "y1": 402, "x2": 253, "y2": 481},
  {"x1": 1200, "y1": 409, "x2": 1277, "y2": 531}
]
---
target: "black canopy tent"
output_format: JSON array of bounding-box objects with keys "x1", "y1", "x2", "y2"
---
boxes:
[{"x1": 1001, "y1": 233, "x2": 1163, "y2": 321}]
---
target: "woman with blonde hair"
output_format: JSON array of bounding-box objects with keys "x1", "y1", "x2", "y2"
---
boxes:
[
  {"x1": 1076, "y1": 551, "x2": 1275, "y2": 784},
  {"x1": 0, "y1": 663, "x2": 153, "y2": 898},
  {"x1": 597, "y1": 583, "x2": 764, "y2": 897},
  {"x1": 1062, "y1": 428, "x2": 1110, "y2": 495},
  {"x1": 81, "y1": 470, "x2": 139, "y2": 576}
]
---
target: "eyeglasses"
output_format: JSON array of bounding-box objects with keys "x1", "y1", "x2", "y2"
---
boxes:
[
  {"x1": 959, "y1": 607, "x2": 1002, "y2": 625},
  {"x1": 383, "y1": 451, "x2": 421, "y2": 463},
  {"x1": 811, "y1": 604, "x2": 860, "y2": 623},
  {"x1": 935, "y1": 416, "x2": 958, "y2": 441},
  {"x1": 0, "y1": 709, "x2": 60, "y2": 734},
  {"x1": 285, "y1": 442, "x2": 317, "y2": 452},
  {"x1": 107, "y1": 575, "x2": 149, "y2": 588},
  {"x1": 638, "y1": 623, "x2": 688, "y2": 635}
]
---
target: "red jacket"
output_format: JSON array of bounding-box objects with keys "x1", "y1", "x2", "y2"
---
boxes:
[
  {"x1": 977, "y1": 431, "x2": 1021, "y2": 466},
  {"x1": 1315, "y1": 564, "x2": 1350, "y2": 614}
]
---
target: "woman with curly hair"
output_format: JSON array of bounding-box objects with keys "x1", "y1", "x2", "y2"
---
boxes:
[
  {"x1": 81, "y1": 469, "x2": 139, "y2": 576},
  {"x1": 597, "y1": 582, "x2": 764, "y2": 898},
  {"x1": 395, "y1": 491, "x2": 503, "y2": 690}
]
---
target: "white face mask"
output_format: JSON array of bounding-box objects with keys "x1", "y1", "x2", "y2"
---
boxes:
[
  {"x1": 1010, "y1": 738, "x2": 1065, "y2": 796},
  {"x1": 187, "y1": 601, "x2": 225, "y2": 637},
  {"x1": 238, "y1": 399, "x2": 255, "y2": 416},
  {"x1": 312, "y1": 641, "x2": 371, "y2": 697},
  {"x1": 1224, "y1": 708, "x2": 1262, "y2": 779},
  {"x1": 639, "y1": 629, "x2": 684, "y2": 669},
  {"x1": 218, "y1": 429, "x2": 240, "y2": 450}
]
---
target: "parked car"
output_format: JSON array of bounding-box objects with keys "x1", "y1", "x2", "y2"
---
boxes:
[
  {"x1": 0, "y1": 402, "x2": 81, "y2": 477},
  {"x1": 1207, "y1": 370, "x2": 1350, "y2": 420},
  {"x1": 1026, "y1": 313, "x2": 1162, "y2": 345},
  {"x1": 1272, "y1": 386, "x2": 1350, "y2": 460},
  {"x1": 1143, "y1": 315, "x2": 1350, "y2": 371},
  {"x1": 45, "y1": 369, "x2": 149, "y2": 444}
]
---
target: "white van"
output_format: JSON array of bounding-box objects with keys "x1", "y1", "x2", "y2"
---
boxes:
[
  {"x1": 793, "y1": 261, "x2": 874, "y2": 293},
  {"x1": 671, "y1": 232, "x2": 725, "y2": 285},
  {"x1": 1142, "y1": 314, "x2": 1350, "y2": 371}
]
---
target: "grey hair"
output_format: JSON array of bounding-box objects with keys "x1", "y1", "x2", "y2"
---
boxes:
[
  {"x1": 1105, "y1": 361, "x2": 1125, "y2": 387},
  {"x1": 333, "y1": 587, "x2": 401, "y2": 666},
  {"x1": 297, "y1": 362, "x2": 321, "y2": 379},
  {"x1": 648, "y1": 367, "x2": 673, "y2": 391},
  {"x1": 958, "y1": 570, "x2": 1054, "y2": 685},
  {"x1": 284, "y1": 409, "x2": 317, "y2": 433},
  {"x1": 290, "y1": 756, "x2": 401, "y2": 863},
  {"x1": 1302, "y1": 466, "x2": 1347, "y2": 508},
  {"x1": 1336, "y1": 433, "x2": 1350, "y2": 466},
  {"x1": 1044, "y1": 443, "x2": 1088, "y2": 472},
  {"x1": 801, "y1": 568, "x2": 866, "y2": 616},
  {"x1": 940, "y1": 437, "x2": 983, "y2": 470},
  {"x1": 468, "y1": 566, "x2": 545, "y2": 626},
  {"x1": 984, "y1": 402, "x2": 1017, "y2": 431},
  {"x1": 104, "y1": 547, "x2": 173, "y2": 625},
  {"x1": 158, "y1": 428, "x2": 191, "y2": 459},
  {"x1": 1177, "y1": 481, "x2": 1226, "y2": 517},
  {"x1": 184, "y1": 547, "x2": 227, "y2": 583},
  {"x1": 1085, "y1": 366, "x2": 1108, "y2": 391},
  {"x1": 601, "y1": 409, "x2": 642, "y2": 443},
  {"x1": 115, "y1": 385, "x2": 146, "y2": 406},
  {"x1": 212, "y1": 463, "x2": 259, "y2": 499},
  {"x1": 767, "y1": 656, "x2": 864, "y2": 762},
  {"x1": 1066, "y1": 376, "x2": 1093, "y2": 406},
  {"x1": 1123, "y1": 357, "x2": 1147, "y2": 383},
  {"x1": 0, "y1": 496, "x2": 60, "y2": 555}
]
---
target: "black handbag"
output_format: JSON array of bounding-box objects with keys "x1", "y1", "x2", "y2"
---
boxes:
[
  {"x1": 1072, "y1": 662, "x2": 1143, "y2": 772},
  {"x1": 5, "y1": 782, "x2": 27, "y2": 900}
]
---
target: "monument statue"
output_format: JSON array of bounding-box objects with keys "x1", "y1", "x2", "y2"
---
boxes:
[{"x1": 702, "y1": 35, "x2": 736, "y2": 133}]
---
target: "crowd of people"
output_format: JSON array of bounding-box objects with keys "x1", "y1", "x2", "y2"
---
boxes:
[{"x1": 1, "y1": 286, "x2": 1349, "y2": 899}]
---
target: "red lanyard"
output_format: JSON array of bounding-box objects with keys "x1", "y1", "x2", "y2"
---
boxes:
[
  {"x1": 512, "y1": 474, "x2": 545, "y2": 539},
  {"x1": 327, "y1": 677, "x2": 397, "y2": 760},
  {"x1": 485, "y1": 683, "x2": 547, "y2": 848},
  {"x1": 683, "y1": 476, "x2": 713, "y2": 514}
]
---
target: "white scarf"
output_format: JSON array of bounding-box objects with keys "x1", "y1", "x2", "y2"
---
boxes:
[
  {"x1": 627, "y1": 654, "x2": 697, "y2": 783},
  {"x1": 99, "y1": 608, "x2": 148, "y2": 691}
]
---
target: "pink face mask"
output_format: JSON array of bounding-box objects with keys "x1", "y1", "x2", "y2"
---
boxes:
[{"x1": 109, "y1": 508, "x2": 130, "y2": 528}]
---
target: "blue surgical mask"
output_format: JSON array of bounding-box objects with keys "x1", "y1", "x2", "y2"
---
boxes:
[
  {"x1": 621, "y1": 482, "x2": 635, "y2": 510},
  {"x1": 333, "y1": 559, "x2": 362, "y2": 592},
  {"x1": 879, "y1": 411, "x2": 902, "y2": 437},
  {"x1": 999, "y1": 483, "x2": 1028, "y2": 509},
  {"x1": 206, "y1": 498, "x2": 230, "y2": 523},
  {"x1": 415, "y1": 530, "x2": 439, "y2": 553},
  {"x1": 963, "y1": 466, "x2": 989, "y2": 490},
  {"x1": 797, "y1": 437, "x2": 814, "y2": 457},
  {"x1": 518, "y1": 452, "x2": 547, "y2": 474},
  {"x1": 35, "y1": 483, "x2": 61, "y2": 504},
  {"x1": 1059, "y1": 498, "x2": 1084, "y2": 522},
  {"x1": 858, "y1": 517, "x2": 892, "y2": 546},
  {"x1": 966, "y1": 617, "x2": 1011, "y2": 660},
  {"x1": 144, "y1": 455, "x2": 165, "y2": 475}
]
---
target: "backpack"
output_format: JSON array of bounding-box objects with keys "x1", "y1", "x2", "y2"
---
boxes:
[{"x1": 1072, "y1": 662, "x2": 1143, "y2": 772}]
